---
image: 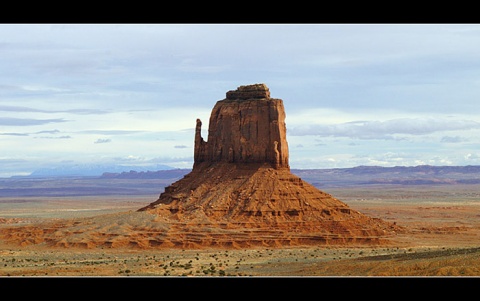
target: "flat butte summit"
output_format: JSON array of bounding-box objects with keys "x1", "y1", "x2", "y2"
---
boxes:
[{"x1": 0, "y1": 84, "x2": 401, "y2": 249}]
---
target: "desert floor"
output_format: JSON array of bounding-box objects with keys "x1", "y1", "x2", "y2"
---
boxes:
[{"x1": 1, "y1": 185, "x2": 480, "y2": 277}]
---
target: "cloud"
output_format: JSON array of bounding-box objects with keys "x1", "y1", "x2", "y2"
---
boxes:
[
  {"x1": 82, "y1": 130, "x2": 145, "y2": 135},
  {"x1": 465, "y1": 153, "x2": 480, "y2": 160},
  {"x1": 0, "y1": 105, "x2": 44, "y2": 113},
  {"x1": 34, "y1": 135, "x2": 71, "y2": 139},
  {"x1": 289, "y1": 118, "x2": 480, "y2": 140},
  {"x1": 64, "y1": 109, "x2": 110, "y2": 115},
  {"x1": 107, "y1": 155, "x2": 193, "y2": 169},
  {"x1": 441, "y1": 136, "x2": 466, "y2": 143},
  {"x1": 0, "y1": 132, "x2": 29, "y2": 136},
  {"x1": 94, "y1": 138, "x2": 111, "y2": 144},
  {"x1": 35, "y1": 129, "x2": 60, "y2": 134},
  {"x1": 0, "y1": 129, "x2": 70, "y2": 137},
  {"x1": 0, "y1": 105, "x2": 109, "y2": 115},
  {"x1": 0, "y1": 117, "x2": 68, "y2": 126},
  {"x1": 174, "y1": 145, "x2": 188, "y2": 149},
  {"x1": 0, "y1": 129, "x2": 67, "y2": 136}
]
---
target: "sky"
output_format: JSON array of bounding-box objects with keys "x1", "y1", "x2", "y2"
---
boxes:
[{"x1": 1, "y1": 23, "x2": 480, "y2": 177}]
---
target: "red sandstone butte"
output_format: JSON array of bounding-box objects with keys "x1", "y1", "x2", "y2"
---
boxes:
[
  {"x1": 138, "y1": 83, "x2": 399, "y2": 247},
  {"x1": 0, "y1": 84, "x2": 400, "y2": 249}
]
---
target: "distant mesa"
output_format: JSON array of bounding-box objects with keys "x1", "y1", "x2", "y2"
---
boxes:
[{"x1": 28, "y1": 163, "x2": 175, "y2": 178}]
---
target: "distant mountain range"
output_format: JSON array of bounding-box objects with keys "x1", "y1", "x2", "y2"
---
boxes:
[
  {"x1": 15, "y1": 164, "x2": 480, "y2": 186},
  {"x1": 26, "y1": 163, "x2": 175, "y2": 178},
  {"x1": 2, "y1": 165, "x2": 480, "y2": 198},
  {"x1": 291, "y1": 165, "x2": 480, "y2": 187},
  {"x1": 100, "y1": 164, "x2": 480, "y2": 187}
]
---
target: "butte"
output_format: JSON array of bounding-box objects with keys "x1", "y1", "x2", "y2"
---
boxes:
[
  {"x1": 0, "y1": 84, "x2": 400, "y2": 249},
  {"x1": 137, "y1": 83, "x2": 399, "y2": 247}
]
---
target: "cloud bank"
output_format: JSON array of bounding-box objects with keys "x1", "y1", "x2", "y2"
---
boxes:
[{"x1": 289, "y1": 118, "x2": 480, "y2": 140}]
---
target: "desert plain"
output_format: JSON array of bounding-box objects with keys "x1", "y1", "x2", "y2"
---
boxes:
[{"x1": 1, "y1": 177, "x2": 480, "y2": 277}]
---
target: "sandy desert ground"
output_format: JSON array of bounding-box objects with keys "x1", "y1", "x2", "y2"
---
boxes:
[{"x1": 1, "y1": 184, "x2": 480, "y2": 277}]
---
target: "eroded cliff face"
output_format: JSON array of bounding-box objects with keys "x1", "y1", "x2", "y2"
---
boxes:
[{"x1": 194, "y1": 84, "x2": 289, "y2": 169}]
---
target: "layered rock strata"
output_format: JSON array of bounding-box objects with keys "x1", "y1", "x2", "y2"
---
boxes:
[
  {"x1": 136, "y1": 84, "x2": 399, "y2": 247},
  {"x1": 194, "y1": 83, "x2": 289, "y2": 169}
]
